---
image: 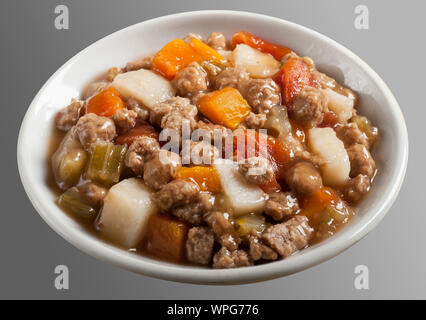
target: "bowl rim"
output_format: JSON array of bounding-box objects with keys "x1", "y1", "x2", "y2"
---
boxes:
[{"x1": 17, "y1": 10, "x2": 409, "y2": 285}]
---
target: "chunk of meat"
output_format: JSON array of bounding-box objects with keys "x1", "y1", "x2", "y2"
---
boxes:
[
  {"x1": 181, "y1": 140, "x2": 219, "y2": 165},
  {"x1": 347, "y1": 143, "x2": 376, "y2": 178},
  {"x1": 343, "y1": 174, "x2": 371, "y2": 203},
  {"x1": 213, "y1": 247, "x2": 253, "y2": 269},
  {"x1": 265, "y1": 192, "x2": 300, "y2": 221},
  {"x1": 238, "y1": 156, "x2": 274, "y2": 185},
  {"x1": 77, "y1": 182, "x2": 108, "y2": 208},
  {"x1": 248, "y1": 236, "x2": 278, "y2": 261},
  {"x1": 205, "y1": 211, "x2": 240, "y2": 250},
  {"x1": 206, "y1": 32, "x2": 227, "y2": 50},
  {"x1": 152, "y1": 179, "x2": 213, "y2": 225},
  {"x1": 150, "y1": 97, "x2": 197, "y2": 126},
  {"x1": 185, "y1": 227, "x2": 215, "y2": 265},
  {"x1": 195, "y1": 120, "x2": 232, "y2": 143},
  {"x1": 262, "y1": 215, "x2": 313, "y2": 257},
  {"x1": 292, "y1": 86, "x2": 328, "y2": 128},
  {"x1": 55, "y1": 99, "x2": 85, "y2": 132},
  {"x1": 143, "y1": 150, "x2": 181, "y2": 190},
  {"x1": 113, "y1": 108, "x2": 138, "y2": 132},
  {"x1": 75, "y1": 113, "x2": 116, "y2": 150},
  {"x1": 285, "y1": 161, "x2": 323, "y2": 195},
  {"x1": 172, "y1": 192, "x2": 214, "y2": 225},
  {"x1": 335, "y1": 122, "x2": 369, "y2": 148},
  {"x1": 152, "y1": 179, "x2": 200, "y2": 212},
  {"x1": 125, "y1": 98, "x2": 150, "y2": 122},
  {"x1": 214, "y1": 66, "x2": 250, "y2": 90},
  {"x1": 125, "y1": 56, "x2": 153, "y2": 71},
  {"x1": 239, "y1": 78, "x2": 281, "y2": 114},
  {"x1": 124, "y1": 136, "x2": 160, "y2": 175},
  {"x1": 173, "y1": 62, "x2": 208, "y2": 97},
  {"x1": 243, "y1": 112, "x2": 266, "y2": 129},
  {"x1": 106, "y1": 67, "x2": 122, "y2": 82}
]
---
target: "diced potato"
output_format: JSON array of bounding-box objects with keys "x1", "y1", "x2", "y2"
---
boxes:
[
  {"x1": 263, "y1": 105, "x2": 292, "y2": 138},
  {"x1": 214, "y1": 159, "x2": 266, "y2": 217},
  {"x1": 217, "y1": 50, "x2": 233, "y2": 61},
  {"x1": 99, "y1": 178, "x2": 158, "y2": 248},
  {"x1": 308, "y1": 127, "x2": 350, "y2": 186},
  {"x1": 52, "y1": 129, "x2": 88, "y2": 190},
  {"x1": 232, "y1": 44, "x2": 280, "y2": 78},
  {"x1": 112, "y1": 69, "x2": 175, "y2": 109},
  {"x1": 323, "y1": 88, "x2": 354, "y2": 122}
]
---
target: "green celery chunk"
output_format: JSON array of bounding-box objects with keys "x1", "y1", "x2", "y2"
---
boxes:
[
  {"x1": 57, "y1": 148, "x2": 88, "y2": 188},
  {"x1": 85, "y1": 142, "x2": 127, "y2": 186},
  {"x1": 58, "y1": 187, "x2": 96, "y2": 220},
  {"x1": 235, "y1": 214, "x2": 266, "y2": 237},
  {"x1": 263, "y1": 105, "x2": 292, "y2": 138}
]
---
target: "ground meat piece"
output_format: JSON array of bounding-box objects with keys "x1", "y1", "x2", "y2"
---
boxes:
[
  {"x1": 77, "y1": 182, "x2": 108, "y2": 208},
  {"x1": 195, "y1": 121, "x2": 231, "y2": 143},
  {"x1": 183, "y1": 33, "x2": 203, "y2": 44},
  {"x1": 239, "y1": 79, "x2": 281, "y2": 114},
  {"x1": 343, "y1": 174, "x2": 371, "y2": 203},
  {"x1": 292, "y1": 86, "x2": 328, "y2": 128},
  {"x1": 161, "y1": 111, "x2": 197, "y2": 140},
  {"x1": 248, "y1": 236, "x2": 278, "y2": 261},
  {"x1": 215, "y1": 66, "x2": 250, "y2": 90},
  {"x1": 82, "y1": 81, "x2": 109, "y2": 100},
  {"x1": 106, "y1": 67, "x2": 122, "y2": 82},
  {"x1": 265, "y1": 192, "x2": 300, "y2": 221},
  {"x1": 186, "y1": 227, "x2": 215, "y2": 265},
  {"x1": 173, "y1": 62, "x2": 208, "y2": 97},
  {"x1": 205, "y1": 211, "x2": 241, "y2": 250},
  {"x1": 280, "y1": 52, "x2": 299, "y2": 65},
  {"x1": 262, "y1": 215, "x2": 313, "y2": 257},
  {"x1": 243, "y1": 112, "x2": 266, "y2": 130},
  {"x1": 285, "y1": 161, "x2": 323, "y2": 195},
  {"x1": 124, "y1": 136, "x2": 160, "y2": 175},
  {"x1": 150, "y1": 97, "x2": 198, "y2": 127},
  {"x1": 75, "y1": 113, "x2": 116, "y2": 150},
  {"x1": 113, "y1": 108, "x2": 138, "y2": 132},
  {"x1": 181, "y1": 140, "x2": 219, "y2": 165},
  {"x1": 125, "y1": 56, "x2": 153, "y2": 71},
  {"x1": 55, "y1": 99, "x2": 85, "y2": 131},
  {"x1": 125, "y1": 98, "x2": 150, "y2": 121},
  {"x1": 152, "y1": 179, "x2": 200, "y2": 212},
  {"x1": 173, "y1": 192, "x2": 214, "y2": 225},
  {"x1": 238, "y1": 157, "x2": 274, "y2": 185},
  {"x1": 347, "y1": 144, "x2": 376, "y2": 178},
  {"x1": 336, "y1": 122, "x2": 369, "y2": 148},
  {"x1": 206, "y1": 32, "x2": 227, "y2": 50},
  {"x1": 143, "y1": 150, "x2": 181, "y2": 190},
  {"x1": 213, "y1": 247, "x2": 253, "y2": 269}
]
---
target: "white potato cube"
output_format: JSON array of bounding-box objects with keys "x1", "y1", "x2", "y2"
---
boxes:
[
  {"x1": 308, "y1": 127, "x2": 350, "y2": 186},
  {"x1": 112, "y1": 69, "x2": 175, "y2": 109},
  {"x1": 232, "y1": 44, "x2": 280, "y2": 78},
  {"x1": 99, "y1": 178, "x2": 158, "y2": 248},
  {"x1": 323, "y1": 88, "x2": 354, "y2": 122},
  {"x1": 214, "y1": 159, "x2": 266, "y2": 217}
]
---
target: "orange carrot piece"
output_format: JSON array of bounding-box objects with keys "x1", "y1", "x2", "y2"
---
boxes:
[
  {"x1": 145, "y1": 214, "x2": 189, "y2": 262},
  {"x1": 189, "y1": 38, "x2": 225, "y2": 64},
  {"x1": 198, "y1": 87, "x2": 251, "y2": 129},
  {"x1": 300, "y1": 187, "x2": 340, "y2": 227},
  {"x1": 231, "y1": 31, "x2": 292, "y2": 60},
  {"x1": 176, "y1": 166, "x2": 222, "y2": 193},
  {"x1": 86, "y1": 87, "x2": 125, "y2": 117},
  {"x1": 151, "y1": 39, "x2": 200, "y2": 79}
]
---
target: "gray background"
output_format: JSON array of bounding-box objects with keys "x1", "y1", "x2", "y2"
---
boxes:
[{"x1": 0, "y1": 0, "x2": 423, "y2": 299}]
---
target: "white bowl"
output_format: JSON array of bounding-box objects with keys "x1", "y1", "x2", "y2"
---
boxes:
[{"x1": 17, "y1": 10, "x2": 408, "y2": 284}]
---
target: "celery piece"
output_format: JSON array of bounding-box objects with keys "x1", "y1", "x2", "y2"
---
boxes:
[
  {"x1": 85, "y1": 142, "x2": 127, "y2": 186},
  {"x1": 354, "y1": 115, "x2": 379, "y2": 146},
  {"x1": 201, "y1": 60, "x2": 224, "y2": 83},
  {"x1": 235, "y1": 214, "x2": 266, "y2": 237},
  {"x1": 264, "y1": 106, "x2": 292, "y2": 138},
  {"x1": 58, "y1": 187, "x2": 96, "y2": 220},
  {"x1": 58, "y1": 148, "x2": 88, "y2": 188}
]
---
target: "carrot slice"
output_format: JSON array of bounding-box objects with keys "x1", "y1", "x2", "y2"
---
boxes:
[
  {"x1": 176, "y1": 166, "x2": 221, "y2": 193},
  {"x1": 189, "y1": 38, "x2": 225, "y2": 65},
  {"x1": 86, "y1": 87, "x2": 125, "y2": 117}
]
